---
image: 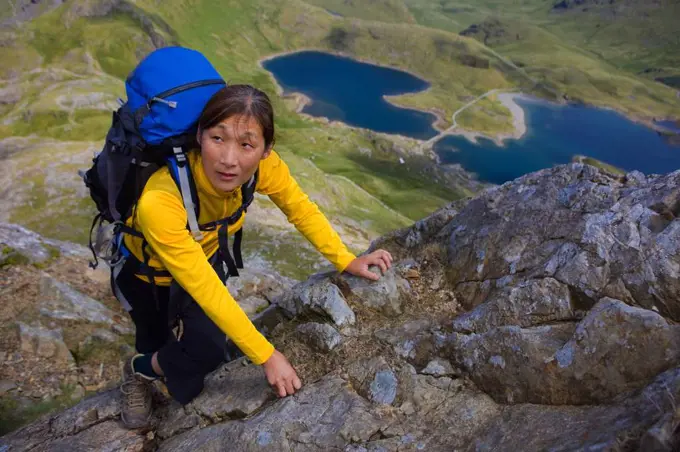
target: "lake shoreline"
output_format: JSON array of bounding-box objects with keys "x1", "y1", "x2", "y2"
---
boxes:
[
  {"x1": 260, "y1": 49, "x2": 534, "y2": 147},
  {"x1": 260, "y1": 49, "x2": 679, "y2": 161},
  {"x1": 258, "y1": 48, "x2": 433, "y2": 92}
]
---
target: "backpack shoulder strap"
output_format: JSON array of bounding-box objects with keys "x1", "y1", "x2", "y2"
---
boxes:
[
  {"x1": 167, "y1": 147, "x2": 203, "y2": 241},
  {"x1": 240, "y1": 169, "x2": 259, "y2": 211}
]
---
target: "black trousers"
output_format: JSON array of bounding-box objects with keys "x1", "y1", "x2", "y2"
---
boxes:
[{"x1": 115, "y1": 258, "x2": 241, "y2": 404}]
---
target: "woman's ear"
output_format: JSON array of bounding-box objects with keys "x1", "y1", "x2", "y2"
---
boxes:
[
  {"x1": 262, "y1": 144, "x2": 273, "y2": 160},
  {"x1": 196, "y1": 128, "x2": 202, "y2": 147}
]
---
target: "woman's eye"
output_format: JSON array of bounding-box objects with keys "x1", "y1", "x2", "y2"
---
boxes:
[
  {"x1": 211, "y1": 136, "x2": 223, "y2": 142},
  {"x1": 242, "y1": 143, "x2": 253, "y2": 149}
]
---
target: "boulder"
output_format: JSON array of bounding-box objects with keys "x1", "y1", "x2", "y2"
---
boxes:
[
  {"x1": 0, "y1": 223, "x2": 88, "y2": 264},
  {"x1": 336, "y1": 266, "x2": 411, "y2": 317},
  {"x1": 39, "y1": 273, "x2": 126, "y2": 330},
  {"x1": 159, "y1": 376, "x2": 387, "y2": 451},
  {"x1": 277, "y1": 274, "x2": 356, "y2": 327},
  {"x1": 296, "y1": 322, "x2": 342, "y2": 352},
  {"x1": 448, "y1": 298, "x2": 680, "y2": 404},
  {"x1": 18, "y1": 322, "x2": 74, "y2": 364},
  {"x1": 347, "y1": 356, "x2": 399, "y2": 406},
  {"x1": 189, "y1": 361, "x2": 275, "y2": 422}
]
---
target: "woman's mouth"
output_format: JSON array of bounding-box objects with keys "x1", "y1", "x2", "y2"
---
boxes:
[{"x1": 217, "y1": 171, "x2": 237, "y2": 181}]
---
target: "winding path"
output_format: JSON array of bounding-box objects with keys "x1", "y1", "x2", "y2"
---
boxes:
[
  {"x1": 420, "y1": 88, "x2": 515, "y2": 150},
  {"x1": 418, "y1": 44, "x2": 547, "y2": 151}
]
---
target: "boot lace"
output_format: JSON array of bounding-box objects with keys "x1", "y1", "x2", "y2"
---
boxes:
[{"x1": 121, "y1": 375, "x2": 149, "y2": 409}]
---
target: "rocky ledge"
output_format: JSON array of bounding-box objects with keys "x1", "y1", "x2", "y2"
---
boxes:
[{"x1": 2, "y1": 163, "x2": 680, "y2": 451}]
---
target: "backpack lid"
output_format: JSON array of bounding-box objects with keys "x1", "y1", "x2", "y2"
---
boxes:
[{"x1": 125, "y1": 46, "x2": 226, "y2": 146}]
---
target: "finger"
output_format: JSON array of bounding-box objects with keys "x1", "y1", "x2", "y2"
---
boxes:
[
  {"x1": 276, "y1": 381, "x2": 287, "y2": 398},
  {"x1": 375, "y1": 249, "x2": 391, "y2": 260},
  {"x1": 359, "y1": 267, "x2": 380, "y2": 281},
  {"x1": 385, "y1": 251, "x2": 393, "y2": 264},
  {"x1": 284, "y1": 378, "x2": 295, "y2": 396},
  {"x1": 293, "y1": 374, "x2": 302, "y2": 390},
  {"x1": 380, "y1": 254, "x2": 392, "y2": 270},
  {"x1": 376, "y1": 258, "x2": 387, "y2": 274}
]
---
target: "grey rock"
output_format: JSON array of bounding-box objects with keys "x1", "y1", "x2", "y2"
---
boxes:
[
  {"x1": 420, "y1": 358, "x2": 457, "y2": 377},
  {"x1": 469, "y1": 366, "x2": 680, "y2": 452},
  {"x1": 337, "y1": 266, "x2": 411, "y2": 317},
  {"x1": 296, "y1": 322, "x2": 342, "y2": 352},
  {"x1": 378, "y1": 385, "x2": 501, "y2": 451},
  {"x1": 93, "y1": 328, "x2": 119, "y2": 342},
  {"x1": 346, "y1": 357, "x2": 410, "y2": 407},
  {"x1": 189, "y1": 360, "x2": 275, "y2": 422},
  {"x1": 237, "y1": 295, "x2": 270, "y2": 317},
  {"x1": 159, "y1": 376, "x2": 387, "y2": 451},
  {"x1": 449, "y1": 298, "x2": 680, "y2": 404},
  {"x1": 156, "y1": 408, "x2": 201, "y2": 441},
  {"x1": 0, "y1": 223, "x2": 89, "y2": 264},
  {"x1": 0, "y1": 389, "x2": 121, "y2": 450},
  {"x1": 7, "y1": 164, "x2": 680, "y2": 451},
  {"x1": 39, "y1": 273, "x2": 127, "y2": 330},
  {"x1": 277, "y1": 275, "x2": 356, "y2": 327},
  {"x1": 227, "y1": 266, "x2": 296, "y2": 303},
  {"x1": 443, "y1": 166, "x2": 680, "y2": 321},
  {"x1": 368, "y1": 370, "x2": 398, "y2": 405},
  {"x1": 30, "y1": 420, "x2": 147, "y2": 452},
  {"x1": 452, "y1": 277, "x2": 577, "y2": 334},
  {"x1": 18, "y1": 322, "x2": 74, "y2": 364},
  {"x1": 250, "y1": 305, "x2": 288, "y2": 337},
  {"x1": 374, "y1": 320, "x2": 436, "y2": 367}
]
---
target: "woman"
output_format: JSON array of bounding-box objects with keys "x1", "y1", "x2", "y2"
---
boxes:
[{"x1": 116, "y1": 84, "x2": 393, "y2": 429}]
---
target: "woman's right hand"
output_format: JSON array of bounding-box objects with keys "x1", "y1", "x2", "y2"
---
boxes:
[{"x1": 262, "y1": 349, "x2": 302, "y2": 397}]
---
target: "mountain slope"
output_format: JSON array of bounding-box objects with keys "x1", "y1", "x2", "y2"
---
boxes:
[
  {"x1": 3, "y1": 162, "x2": 680, "y2": 449},
  {"x1": 1, "y1": 0, "x2": 678, "y2": 279}
]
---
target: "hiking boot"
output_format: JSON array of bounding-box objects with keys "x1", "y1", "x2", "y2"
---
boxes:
[{"x1": 120, "y1": 355, "x2": 153, "y2": 429}]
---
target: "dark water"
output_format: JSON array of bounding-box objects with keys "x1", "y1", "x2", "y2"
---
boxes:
[
  {"x1": 656, "y1": 76, "x2": 680, "y2": 90},
  {"x1": 262, "y1": 51, "x2": 438, "y2": 140},
  {"x1": 436, "y1": 97, "x2": 680, "y2": 184},
  {"x1": 264, "y1": 51, "x2": 680, "y2": 184},
  {"x1": 656, "y1": 120, "x2": 680, "y2": 134}
]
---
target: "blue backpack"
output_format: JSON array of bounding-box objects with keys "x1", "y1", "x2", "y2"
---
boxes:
[{"x1": 82, "y1": 46, "x2": 257, "y2": 296}]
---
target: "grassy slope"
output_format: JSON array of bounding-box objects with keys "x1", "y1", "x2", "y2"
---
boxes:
[
  {"x1": 404, "y1": 0, "x2": 680, "y2": 116},
  {"x1": 0, "y1": 0, "x2": 485, "y2": 278},
  {"x1": 2, "y1": 0, "x2": 678, "y2": 278},
  {"x1": 303, "y1": 0, "x2": 417, "y2": 23},
  {"x1": 405, "y1": 0, "x2": 680, "y2": 69}
]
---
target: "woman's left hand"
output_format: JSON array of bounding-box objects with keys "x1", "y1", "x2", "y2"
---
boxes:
[{"x1": 344, "y1": 249, "x2": 393, "y2": 281}]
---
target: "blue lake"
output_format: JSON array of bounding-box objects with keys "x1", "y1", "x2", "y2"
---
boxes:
[
  {"x1": 437, "y1": 97, "x2": 680, "y2": 184},
  {"x1": 262, "y1": 51, "x2": 438, "y2": 140},
  {"x1": 264, "y1": 51, "x2": 680, "y2": 184}
]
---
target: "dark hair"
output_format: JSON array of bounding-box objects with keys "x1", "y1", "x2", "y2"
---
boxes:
[{"x1": 197, "y1": 84, "x2": 275, "y2": 149}]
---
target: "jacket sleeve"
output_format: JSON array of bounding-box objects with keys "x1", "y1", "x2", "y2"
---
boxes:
[
  {"x1": 136, "y1": 190, "x2": 275, "y2": 365},
  {"x1": 257, "y1": 151, "x2": 357, "y2": 272}
]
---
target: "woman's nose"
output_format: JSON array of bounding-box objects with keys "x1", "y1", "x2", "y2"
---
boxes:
[{"x1": 220, "y1": 143, "x2": 238, "y2": 167}]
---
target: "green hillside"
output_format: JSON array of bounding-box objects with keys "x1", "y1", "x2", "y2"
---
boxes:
[
  {"x1": 405, "y1": 0, "x2": 680, "y2": 88},
  {"x1": 1, "y1": 0, "x2": 678, "y2": 278}
]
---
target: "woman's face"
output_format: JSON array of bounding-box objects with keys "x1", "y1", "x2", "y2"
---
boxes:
[{"x1": 198, "y1": 114, "x2": 271, "y2": 193}]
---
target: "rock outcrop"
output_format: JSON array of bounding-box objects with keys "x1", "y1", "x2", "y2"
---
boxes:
[
  {"x1": 0, "y1": 222, "x2": 294, "y2": 435},
  {"x1": 3, "y1": 163, "x2": 680, "y2": 450}
]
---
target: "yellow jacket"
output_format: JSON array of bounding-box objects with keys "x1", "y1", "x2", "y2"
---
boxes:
[{"x1": 123, "y1": 149, "x2": 356, "y2": 365}]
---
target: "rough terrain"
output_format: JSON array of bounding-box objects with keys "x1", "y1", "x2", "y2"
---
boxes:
[{"x1": 2, "y1": 162, "x2": 680, "y2": 450}]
